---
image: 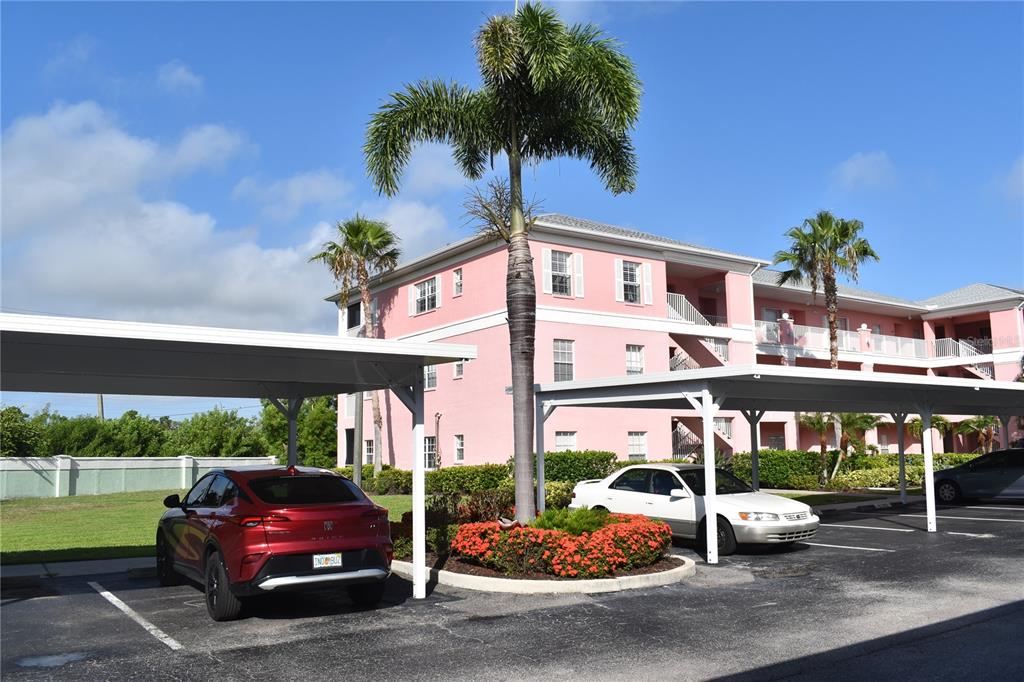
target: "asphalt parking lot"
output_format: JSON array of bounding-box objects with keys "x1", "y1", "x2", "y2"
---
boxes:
[{"x1": 3, "y1": 500, "x2": 1023, "y2": 681}]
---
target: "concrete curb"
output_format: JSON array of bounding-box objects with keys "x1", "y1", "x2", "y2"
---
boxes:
[
  {"x1": 391, "y1": 556, "x2": 695, "y2": 594},
  {"x1": 813, "y1": 495, "x2": 925, "y2": 513},
  {"x1": 0, "y1": 557, "x2": 154, "y2": 581}
]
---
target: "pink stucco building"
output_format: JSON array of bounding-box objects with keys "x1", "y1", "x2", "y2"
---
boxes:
[{"x1": 331, "y1": 214, "x2": 1024, "y2": 468}]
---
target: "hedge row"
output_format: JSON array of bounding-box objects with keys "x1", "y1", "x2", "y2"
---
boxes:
[{"x1": 729, "y1": 450, "x2": 838, "y2": 489}]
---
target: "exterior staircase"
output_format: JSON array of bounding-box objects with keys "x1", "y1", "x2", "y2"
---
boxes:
[{"x1": 671, "y1": 333, "x2": 728, "y2": 368}]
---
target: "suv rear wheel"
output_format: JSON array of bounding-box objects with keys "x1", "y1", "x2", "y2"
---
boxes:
[
  {"x1": 205, "y1": 550, "x2": 243, "y2": 621},
  {"x1": 156, "y1": 532, "x2": 181, "y2": 587}
]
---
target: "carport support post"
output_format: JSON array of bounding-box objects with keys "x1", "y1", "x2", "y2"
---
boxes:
[
  {"x1": 687, "y1": 389, "x2": 721, "y2": 565},
  {"x1": 741, "y1": 409, "x2": 765, "y2": 491},
  {"x1": 918, "y1": 407, "x2": 937, "y2": 532},
  {"x1": 410, "y1": 375, "x2": 426, "y2": 599},
  {"x1": 268, "y1": 398, "x2": 304, "y2": 467},
  {"x1": 892, "y1": 413, "x2": 908, "y2": 505}
]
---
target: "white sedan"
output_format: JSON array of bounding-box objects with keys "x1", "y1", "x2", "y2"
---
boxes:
[{"x1": 570, "y1": 463, "x2": 819, "y2": 555}]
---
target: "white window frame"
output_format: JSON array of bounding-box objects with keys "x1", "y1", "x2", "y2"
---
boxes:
[
  {"x1": 615, "y1": 259, "x2": 652, "y2": 305},
  {"x1": 542, "y1": 248, "x2": 584, "y2": 298},
  {"x1": 550, "y1": 250, "x2": 573, "y2": 297},
  {"x1": 424, "y1": 365, "x2": 437, "y2": 390},
  {"x1": 453, "y1": 359, "x2": 464, "y2": 379},
  {"x1": 364, "y1": 439, "x2": 374, "y2": 465},
  {"x1": 554, "y1": 431, "x2": 577, "y2": 452},
  {"x1": 627, "y1": 431, "x2": 647, "y2": 461},
  {"x1": 424, "y1": 436, "x2": 437, "y2": 470},
  {"x1": 410, "y1": 276, "x2": 442, "y2": 316},
  {"x1": 453, "y1": 268, "x2": 463, "y2": 297},
  {"x1": 821, "y1": 315, "x2": 850, "y2": 331},
  {"x1": 622, "y1": 261, "x2": 641, "y2": 304},
  {"x1": 453, "y1": 434, "x2": 465, "y2": 463},
  {"x1": 553, "y1": 339, "x2": 574, "y2": 382},
  {"x1": 626, "y1": 344, "x2": 645, "y2": 375}
]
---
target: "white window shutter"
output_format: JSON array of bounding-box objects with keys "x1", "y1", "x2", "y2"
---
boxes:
[
  {"x1": 642, "y1": 263, "x2": 653, "y2": 305},
  {"x1": 574, "y1": 253, "x2": 584, "y2": 298},
  {"x1": 542, "y1": 248, "x2": 553, "y2": 295},
  {"x1": 408, "y1": 285, "x2": 416, "y2": 316},
  {"x1": 614, "y1": 258, "x2": 624, "y2": 302},
  {"x1": 435, "y1": 275, "x2": 443, "y2": 308}
]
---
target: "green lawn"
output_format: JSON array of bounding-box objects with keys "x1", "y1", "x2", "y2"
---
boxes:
[{"x1": 0, "y1": 490, "x2": 414, "y2": 565}]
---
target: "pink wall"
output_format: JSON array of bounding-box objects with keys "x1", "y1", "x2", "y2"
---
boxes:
[
  {"x1": 990, "y1": 308, "x2": 1023, "y2": 350},
  {"x1": 753, "y1": 295, "x2": 924, "y2": 338}
]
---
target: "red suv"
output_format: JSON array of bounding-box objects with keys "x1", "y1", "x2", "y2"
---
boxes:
[{"x1": 156, "y1": 466, "x2": 392, "y2": 621}]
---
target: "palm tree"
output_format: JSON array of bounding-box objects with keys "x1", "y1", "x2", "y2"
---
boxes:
[
  {"x1": 799, "y1": 412, "x2": 832, "y2": 484},
  {"x1": 364, "y1": 3, "x2": 640, "y2": 522},
  {"x1": 310, "y1": 215, "x2": 401, "y2": 483},
  {"x1": 907, "y1": 415, "x2": 951, "y2": 440},
  {"x1": 956, "y1": 416, "x2": 999, "y2": 453},
  {"x1": 773, "y1": 211, "x2": 879, "y2": 369},
  {"x1": 830, "y1": 412, "x2": 883, "y2": 480}
]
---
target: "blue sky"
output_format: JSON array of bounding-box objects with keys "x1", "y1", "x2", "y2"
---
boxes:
[{"x1": 2, "y1": 1, "x2": 1022, "y2": 419}]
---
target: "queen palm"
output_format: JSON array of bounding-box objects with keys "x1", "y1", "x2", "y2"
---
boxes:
[
  {"x1": 907, "y1": 415, "x2": 951, "y2": 440},
  {"x1": 799, "y1": 412, "x2": 832, "y2": 484},
  {"x1": 830, "y1": 412, "x2": 883, "y2": 480},
  {"x1": 364, "y1": 3, "x2": 640, "y2": 522},
  {"x1": 773, "y1": 211, "x2": 879, "y2": 369},
  {"x1": 956, "y1": 416, "x2": 999, "y2": 453},
  {"x1": 310, "y1": 216, "x2": 401, "y2": 483}
]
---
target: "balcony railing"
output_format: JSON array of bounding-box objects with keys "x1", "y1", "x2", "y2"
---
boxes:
[
  {"x1": 871, "y1": 333, "x2": 928, "y2": 359},
  {"x1": 666, "y1": 293, "x2": 728, "y2": 326},
  {"x1": 790, "y1": 324, "x2": 860, "y2": 352},
  {"x1": 670, "y1": 353, "x2": 701, "y2": 371},
  {"x1": 931, "y1": 337, "x2": 985, "y2": 358},
  {"x1": 755, "y1": 320, "x2": 781, "y2": 344}
]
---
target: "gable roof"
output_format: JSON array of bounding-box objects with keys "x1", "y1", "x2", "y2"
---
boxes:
[
  {"x1": 918, "y1": 283, "x2": 1024, "y2": 309},
  {"x1": 751, "y1": 268, "x2": 923, "y2": 309}
]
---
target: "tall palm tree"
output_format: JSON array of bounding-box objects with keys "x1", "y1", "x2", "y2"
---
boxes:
[
  {"x1": 830, "y1": 412, "x2": 883, "y2": 480},
  {"x1": 773, "y1": 211, "x2": 879, "y2": 369},
  {"x1": 956, "y1": 416, "x2": 999, "y2": 453},
  {"x1": 799, "y1": 412, "x2": 832, "y2": 484},
  {"x1": 364, "y1": 3, "x2": 640, "y2": 522},
  {"x1": 310, "y1": 215, "x2": 401, "y2": 483},
  {"x1": 907, "y1": 415, "x2": 951, "y2": 440}
]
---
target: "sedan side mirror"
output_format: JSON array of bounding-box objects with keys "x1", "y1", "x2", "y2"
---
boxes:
[
  {"x1": 670, "y1": 488, "x2": 689, "y2": 499},
  {"x1": 163, "y1": 494, "x2": 181, "y2": 508}
]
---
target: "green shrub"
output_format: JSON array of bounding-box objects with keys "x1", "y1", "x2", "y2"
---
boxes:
[
  {"x1": 829, "y1": 465, "x2": 926, "y2": 490},
  {"x1": 730, "y1": 450, "x2": 839, "y2": 488},
  {"x1": 374, "y1": 468, "x2": 413, "y2": 495},
  {"x1": 426, "y1": 524, "x2": 461, "y2": 557},
  {"x1": 392, "y1": 536, "x2": 412, "y2": 560},
  {"x1": 333, "y1": 464, "x2": 378, "y2": 482},
  {"x1": 787, "y1": 474, "x2": 823, "y2": 491},
  {"x1": 540, "y1": 450, "x2": 617, "y2": 482},
  {"x1": 531, "y1": 507, "x2": 611, "y2": 535},
  {"x1": 426, "y1": 464, "x2": 511, "y2": 493},
  {"x1": 543, "y1": 481, "x2": 574, "y2": 509},
  {"x1": 610, "y1": 458, "x2": 692, "y2": 472}
]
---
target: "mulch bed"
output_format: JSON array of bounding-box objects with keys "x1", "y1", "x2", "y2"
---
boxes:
[{"x1": 417, "y1": 552, "x2": 683, "y2": 581}]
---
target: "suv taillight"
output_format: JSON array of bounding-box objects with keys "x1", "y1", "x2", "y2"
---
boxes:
[{"x1": 234, "y1": 515, "x2": 290, "y2": 527}]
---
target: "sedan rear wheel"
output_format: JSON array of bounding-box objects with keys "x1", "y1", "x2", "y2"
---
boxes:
[
  {"x1": 936, "y1": 480, "x2": 962, "y2": 504},
  {"x1": 205, "y1": 551, "x2": 243, "y2": 621},
  {"x1": 156, "y1": 532, "x2": 181, "y2": 587}
]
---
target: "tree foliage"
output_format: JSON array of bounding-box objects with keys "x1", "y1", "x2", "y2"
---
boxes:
[{"x1": 260, "y1": 397, "x2": 338, "y2": 467}]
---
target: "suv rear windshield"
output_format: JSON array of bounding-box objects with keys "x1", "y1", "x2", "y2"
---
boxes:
[{"x1": 248, "y1": 476, "x2": 365, "y2": 505}]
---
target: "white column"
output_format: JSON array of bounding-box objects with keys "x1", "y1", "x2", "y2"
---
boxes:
[
  {"x1": 919, "y1": 408, "x2": 936, "y2": 532},
  {"x1": 179, "y1": 455, "x2": 193, "y2": 489},
  {"x1": 336, "y1": 393, "x2": 347, "y2": 467},
  {"x1": 743, "y1": 410, "x2": 764, "y2": 491},
  {"x1": 998, "y1": 415, "x2": 1011, "y2": 449},
  {"x1": 701, "y1": 390, "x2": 719, "y2": 564},
  {"x1": 535, "y1": 399, "x2": 546, "y2": 514},
  {"x1": 411, "y1": 374, "x2": 426, "y2": 599},
  {"x1": 287, "y1": 398, "x2": 302, "y2": 467},
  {"x1": 893, "y1": 413, "x2": 907, "y2": 505}
]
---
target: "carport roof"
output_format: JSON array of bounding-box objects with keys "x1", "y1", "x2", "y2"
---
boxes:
[
  {"x1": 534, "y1": 364, "x2": 1024, "y2": 416},
  {"x1": 0, "y1": 313, "x2": 476, "y2": 399}
]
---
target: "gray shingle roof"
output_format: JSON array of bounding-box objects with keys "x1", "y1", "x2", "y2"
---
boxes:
[
  {"x1": 918, "y1": 283, "x2": 1024, "y2": 308},
  {"x1": 752, "y1": 269, "x2": 921, "y2": 308},
  {"x1": 535, "y1": 213, "x2": 764, "y2": 262}
]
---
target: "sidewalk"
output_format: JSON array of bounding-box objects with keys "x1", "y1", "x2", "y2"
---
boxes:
[{"x1": 1, "y1": 556, "x2": 154, "y2": 581}]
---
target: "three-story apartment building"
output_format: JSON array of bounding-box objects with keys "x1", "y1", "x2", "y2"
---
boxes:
[{"x1": 331, "y1": 214, "x2": 1024, "y2": 468}]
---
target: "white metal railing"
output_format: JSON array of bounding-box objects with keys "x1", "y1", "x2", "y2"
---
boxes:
[
  {"x1": 670, "y1": 353, "x2": 701, "y2": 371},
  {"x1": 837, "y1": 329, "x2": 860, "y2": 352},
  {"x1": 755, "y1": 320, "x2": 781, "y2": 344},
  {"x1": 704, "y1": 337, "x2": 729, "y2": 360},
  {"x1": 871, "y1": 332, "x2": 928, "y2": 359},
  {"x1": 931, "y1": 337, "x2": 984, "y2": 358},
  {"x1": 791, "y1": 323, "x2": 829, "y2": 351},
  {"x1": 672, "y1": 425, "x2": 702, "y2": 458},
  {"x1": 713, "y1": 417, "x2": 733, "y2": 439},
  {"x1": 667, "y1": 293, "x2": 712, "y2": 326},
  {"x1": 970, "y1": 362, "x2": 995, "y2": 379}
]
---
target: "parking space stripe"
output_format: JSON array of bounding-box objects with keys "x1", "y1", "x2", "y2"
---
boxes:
[
  {"x1": 820, "y1": 524, "x2": 914, "y2": 533},
  {"x1": 963, "y1": 506, "x2": 1024, "y2": 512},
  {"x1": 800, "y1": 542, "x2": 895, "y2": 553},
  {"x1": 899, "y1": 514, "x2": 1024, "y2": 523},
  {"x1": 88, "y1": 582, "x2": 182, "y2": 651}
]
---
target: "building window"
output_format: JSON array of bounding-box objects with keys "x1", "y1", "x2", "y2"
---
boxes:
[
  {"x1": 453, "y1": 359, "x2": 464, "y2": 379},
  {"x1": 626, "y1": 344, "x2": 644, "y2": 375},
  {"x1": 453, "y1": 268, "x2": 463, "y2": 297},
  {"x1": 424, "y1": 436, "x2": 437, "y2": 469},
  {"x1": 627, "y1": 431, "x2": 647, "y2": 461},
  {"x1": 554, "y1": 431, "x2": 577, "y2": 452},
  {"x1": 553, "y1": 339, "x2": 574, "y2": 382},
  {"x1": 415, "y1": 278, "x2": 438, "y2": 314},
  {"x1": 766, "y1": 435, "x2": 786, "y2": 450},
  {"x1": 551, "y1": 250, "x2": 572, "y2": 296},
  {"x1": 364, "y1": 439, "x2": 374, "y2": 465},
  {"x1": 622, "y1": 261, "x2": 640, "y2": 304},
  {"x1": 346, "y1": 301, "x2": 361, "y2": 330},
  {"x1": 454, "y1": 434, "x2": 464, "y2": 463},
  {"x1": 424, "y1": 365, "x2": 437, "y2": 390}
]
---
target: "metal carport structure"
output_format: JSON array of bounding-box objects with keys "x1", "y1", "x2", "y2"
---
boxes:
[
  {"x1": 0, "y1": 312, "x2": 476, "y2": 599},
  {"x1": 533, "y1": 364, "x2": 1024, "y2": 564}
]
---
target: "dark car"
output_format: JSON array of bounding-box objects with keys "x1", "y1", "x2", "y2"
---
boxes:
[
  {"x1": 156, "y1": 466, "x2": 392, "y2": 621},
  {"x1": 933, "y1": 449, "x2": 1024, "y2": 503}
]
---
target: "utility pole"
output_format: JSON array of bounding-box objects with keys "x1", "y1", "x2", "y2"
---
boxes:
[{"x1": 96, "y1": 394, "x2": 105, "y2": 420}]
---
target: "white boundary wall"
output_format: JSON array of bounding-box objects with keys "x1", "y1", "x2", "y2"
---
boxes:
[{"x1": 0, "y1": 456, "x2": 276, "y2": 499}]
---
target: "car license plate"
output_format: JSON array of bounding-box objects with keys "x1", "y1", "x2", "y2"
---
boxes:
[{"x1": 313, "y1": 553, "x2": 343, "y2": 569}]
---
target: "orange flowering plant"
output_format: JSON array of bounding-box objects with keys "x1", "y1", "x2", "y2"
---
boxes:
[{"x1": 450, "y1": 513, "x2": 671, "y2": 578}]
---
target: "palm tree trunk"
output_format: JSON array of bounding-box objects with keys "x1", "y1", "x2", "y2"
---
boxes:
[
  {"x1": 824, "y1": 272, "x2": 839, "y2": 370},
  {"x1": 507, "y1": 143, "x2": 537, "y2": 523},
  {"x1": 819, "y1": 432, "x2": 828, "y2": 485},
  {"x1": 358, "y1": 271, "x2": 385, "y2": 477}
]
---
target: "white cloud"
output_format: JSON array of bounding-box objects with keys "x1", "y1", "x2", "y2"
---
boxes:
[
  {"x1": 998, "y1": 155, "x2": 1023, "y2": 202},
  {"x1": 233, "y1": 170, "x2": 353, "y2": 221},
  {"x1": 356, "y1": 198, "x2": 454, "y2": 262},
  {"x1": 1, "y1": 102, "x2": 335, "y2": 333},
  {"x1": 44, "y1": 35, "x2": 97, "y2": 77},
  {"x1": 404, "y1": 143, "x2": 469, "y2": 196},
  {"x1": 169, "y1": 124, "x2": 246, "y2": 172},
  {"x1": 157, "y1": 60, "x2": 203, "y2": 94},
  {"x1": 830, "y1": 151, "x2": 898, "y2": 191}
]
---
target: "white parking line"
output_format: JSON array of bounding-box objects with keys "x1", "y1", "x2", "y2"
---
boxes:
[
  {"x1": 947, "y1": 532, "x2": 996, "y2": 538},
  {"x1": 899, "y1": 514, "x2": 1024, "y2": 523},
  {"x1": 800, "y1": 542, "x2": 895, "y2": 553},
  {"x1": 963, "y1": 506, "x2": 1024, "y2": 512},
  {"x1": 88, "y1": 582, "x2": 182, "y2": 651},
  {"x1": 820, "y1": 524, "x2": 914, "y2": 533}
]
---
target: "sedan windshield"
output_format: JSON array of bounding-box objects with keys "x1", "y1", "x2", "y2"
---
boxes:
[
  {"x1": 678, "y1": 469, "x2": 753, "y2": 496},
  {"x1": 248, "y1": 476, "x2": 365, "y2": 505}
]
